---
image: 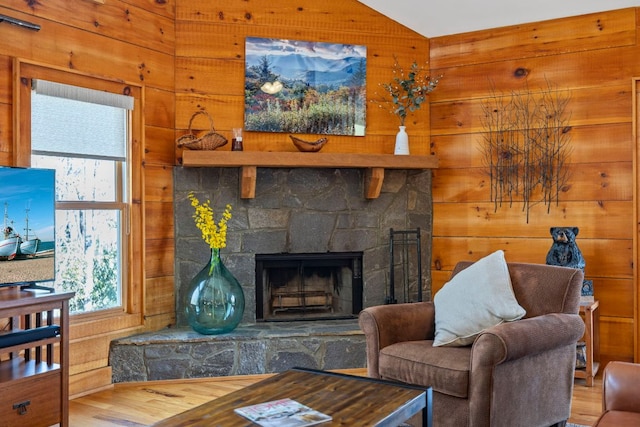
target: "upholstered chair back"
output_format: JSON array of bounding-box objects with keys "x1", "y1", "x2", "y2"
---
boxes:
[{"x1": 452, "y1": 261, "x2": 583, "y2": 318}]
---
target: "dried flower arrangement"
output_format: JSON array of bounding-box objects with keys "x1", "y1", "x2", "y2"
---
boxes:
[{"x1": 373, "y1": 57, "x2": 441, "y2": 126}]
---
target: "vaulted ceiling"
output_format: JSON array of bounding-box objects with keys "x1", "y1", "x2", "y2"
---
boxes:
[{"x1": 358, "y1": 0, "x2": 640, "y2": 38}]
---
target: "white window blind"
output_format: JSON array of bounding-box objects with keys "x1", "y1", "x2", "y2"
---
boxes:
[
  {"x1": 31, "y1": 79, "x2": 131, "y2": 161},
  {"x1": 33, "y1": 79, "x2": 133, "y2": 110}
]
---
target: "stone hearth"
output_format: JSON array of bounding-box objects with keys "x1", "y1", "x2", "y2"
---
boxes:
[{"x1": 109, "y1": 320, "x2": 364, "y2": 382}]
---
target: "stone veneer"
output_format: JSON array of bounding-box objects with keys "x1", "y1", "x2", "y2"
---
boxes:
[
  {"x1": 174, "y1": 165, "x2": 433, "y2": 322},
  {"x1": 109, "y1": 164, "x2": 432, "y2": 382},
  {"x1": 109, "y1": 320, "x2": 365, "y2": 382}
]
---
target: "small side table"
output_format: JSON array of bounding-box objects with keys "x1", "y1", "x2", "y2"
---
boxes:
[{"x1": 574, "y1": 300, "x2": 600, "y2": 386}]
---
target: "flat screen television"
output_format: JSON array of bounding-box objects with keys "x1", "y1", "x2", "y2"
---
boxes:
[{"x1": 0, "y1": 167, "x2": 56, "y2": 289}]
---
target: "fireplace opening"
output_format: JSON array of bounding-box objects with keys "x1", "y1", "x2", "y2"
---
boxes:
[{"x1": 255, "y1": 252, "x2": 363, "y2": 322}]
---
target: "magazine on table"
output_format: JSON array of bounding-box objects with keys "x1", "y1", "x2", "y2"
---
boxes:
[{"x1": 234, "y1": 398, "x2": 332, "y2": 426}]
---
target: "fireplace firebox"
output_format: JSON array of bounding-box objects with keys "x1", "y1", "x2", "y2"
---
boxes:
[{"x1": 255, "y1": 252, "x2": 363, "y2": 321}]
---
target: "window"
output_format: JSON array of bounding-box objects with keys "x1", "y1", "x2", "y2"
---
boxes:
[
  {"x1": 15, "y1": 61, "x2": 143, "y2": 325},
  {"x1": 30, "y1": 80, "x2": 132, "y2": 314}
]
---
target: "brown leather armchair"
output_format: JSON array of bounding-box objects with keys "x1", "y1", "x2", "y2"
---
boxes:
[
  {"x1": 359, "y1": 261, "x2": 585, "y2": 427},
  {"x1": 593, "y1": 361, "x2": 640, "y2": 426}
]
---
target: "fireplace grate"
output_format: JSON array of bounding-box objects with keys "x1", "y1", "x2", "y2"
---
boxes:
[{"x1": 255, "y1": 252, "x2": 363, "y2": 322}]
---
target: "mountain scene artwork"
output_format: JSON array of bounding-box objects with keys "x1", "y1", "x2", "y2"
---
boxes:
[{"x1": 244, "y1": 37, "x2": 367, "y2": 136}]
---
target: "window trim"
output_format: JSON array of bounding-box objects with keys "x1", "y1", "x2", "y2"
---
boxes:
[{"x1": 14, "y1": 58, "x2": 145, "y2": 331}]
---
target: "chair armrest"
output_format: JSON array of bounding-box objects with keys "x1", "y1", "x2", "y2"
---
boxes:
[
  {"x1": 603, "y1": 361, "x2": 640, "y2": 412},
  {"x1": 472, "y1": 313, "x2": 585, "y2": 366},
  {"x1": 358, "y1": 302, "x2": 434, "y2": 377},
  {"x1": 359, "y1": 302, "x2": 435, "y2": 347}
]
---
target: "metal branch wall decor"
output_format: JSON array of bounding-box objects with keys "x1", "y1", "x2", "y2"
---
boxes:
[{"x1": 480, "y1": 80, "x2": 572, "y2": 223}]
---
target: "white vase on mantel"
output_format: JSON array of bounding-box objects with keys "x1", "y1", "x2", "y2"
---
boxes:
[{"x1": 394, "y1": 125, "x2": 410, "y2": 155}]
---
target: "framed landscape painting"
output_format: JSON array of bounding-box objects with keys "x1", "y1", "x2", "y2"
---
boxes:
[{"x1": 244, "y1": 37, "x2": 367, "y2": 136}]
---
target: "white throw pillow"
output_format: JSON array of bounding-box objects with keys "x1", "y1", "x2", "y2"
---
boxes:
[{"x1": 433, "y1": 250, "x2": 526, "y2": 347}]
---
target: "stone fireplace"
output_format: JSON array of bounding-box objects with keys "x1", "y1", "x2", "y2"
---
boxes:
[
  {"x1": 108, "y1": 163, "x2": 434, "y2": 383},
  {"x1": 174, "y1": 165, "x2": 433, "y2": 325}
]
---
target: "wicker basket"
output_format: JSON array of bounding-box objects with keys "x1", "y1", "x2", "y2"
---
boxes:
[{"x1": 176, "y1": 111, "x2": 228, "y2": 150}]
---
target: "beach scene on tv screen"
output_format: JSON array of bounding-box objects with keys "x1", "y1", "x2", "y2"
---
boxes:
[{"x1": 0, "y1": 168, "x2": 55, "y2": 285}]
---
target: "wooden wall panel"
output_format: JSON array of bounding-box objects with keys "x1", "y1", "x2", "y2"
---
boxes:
[
  {"x1": 143, "y1": 313, "x2": 176, "y2": 331},
  {"x1": 595, "y1": 278, "x2": 635, "y2": 318},
  {"x1": 434, "y1": 201, "x2": 633, "y2": 239},
  {"x1": 433, "y1": 162, "x2": 632, "y2": 203},
  {"x1": 431, "y1": 7, "x2": 640, "y2": 363},
  {"x1": 145, "y1": 238, "x2": 176, "y2": 279},
  {"x1": 433, "y1": 124, "x2": 633, "y2": 170},
  {"x1": 144, "y1": 165, "x2": 174, "y2": 202},
  {"x1": 145, "y1": 276, "x2": 175, "y2": 317},
  {"x1": 432, "y1": 84, "x2": 632, "y2": 137},
  {"x1": 0, "y1": 104, "x2": 11, "y2": 155},
  {"x1": 600, "y1": 318, "x2": 635, "y2": 361},
  {"x1": 0, "y1": 0, "x2": 176, "y2": 395},
  {"x1": 1, "y1": 0, "x2": 175, "y2": 55},
  {"x1": 69, "y1": 367, "x2": 113, "y2": 398},
  {"x1": 176, "y1": 25, "x2": 427, "y2": 60},
  {"x1": 145, "y1": 88, "x2": 175, "y2": 129},
  {"x1": 175, "y1": 58, "x2": 245, "y2": 96},
  {"x1": 69, "y1": 337, "x2": 112, "y2": 375},
  {"x1": 145, "y1": 201, "x2": 174, "y2": 240},
  {"x1": 176, "y1": 0, "x2": 421, "y2": 38},
  {"x1": 133, "y1": 0, "x2": 176, "y2": 20},
  {"x1": 432, "y1": 46, "x2": 640, "y2": 102},
  {"x1": 0, "y1": 8, "x2": 174, "y2": 92},
  {"x1": 174, "y1": 2, "x2": 432, "y2": 155},
  {"x1": 145, "y1": 127, "x2": 176, "y2": 165},
  {"x1": 0, "y1": 54, "x2": 11, "y2": 156},
  {"x1": 430, "y1": 8, "x2": 637, "y2": 68},
  {"x1": 0, "y1": 56, "x2": 10, "y2": 103}
]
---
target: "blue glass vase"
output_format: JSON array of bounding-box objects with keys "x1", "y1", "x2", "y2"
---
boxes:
[{"x1": 185, "y1": 248, "x2": 245, "y2": 335}]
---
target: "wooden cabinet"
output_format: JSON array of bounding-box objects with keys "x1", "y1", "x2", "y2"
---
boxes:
[{"x1": 0, "y1": 288, "x2": 74, "y2": 427}]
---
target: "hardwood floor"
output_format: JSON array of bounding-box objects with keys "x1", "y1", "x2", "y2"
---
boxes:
[
  {"x1": 69, "y1": 369, "x2": 603, "y2": 426},
  {"x1": 570, "y1": 376, "x2": 603, "y2": 426}
]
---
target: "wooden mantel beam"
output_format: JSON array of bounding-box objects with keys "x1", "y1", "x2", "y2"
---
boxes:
[{"x1": 180, "y1": 151, "x2": 438, "y2": 199}]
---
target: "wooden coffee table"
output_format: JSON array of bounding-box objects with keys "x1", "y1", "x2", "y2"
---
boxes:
[{"x1": 152, "y1": 367, "x2": 432, "y2": 426}]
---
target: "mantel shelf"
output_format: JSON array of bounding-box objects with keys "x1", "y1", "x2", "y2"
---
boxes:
[{"x1": 180, "y1": 151, "x2": 439, "y2": 199}]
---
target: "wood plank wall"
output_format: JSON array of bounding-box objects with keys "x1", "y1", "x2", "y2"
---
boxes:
[
  {"x1": 0, "y1": 0, "x2": 177, "y2": 396},
  {"x1": 174, "y1": 0, "x2": 431, "y2": 156},
  {"x1": 429, "y1": 7, "x2": 639, "y2": 364},
  {"x1": 0, "y1": 0, "x2": 429, "y2": 396}
]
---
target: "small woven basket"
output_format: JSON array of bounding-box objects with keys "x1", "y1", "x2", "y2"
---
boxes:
[
  {"x1": 290, "y1": 135, "x2": 329, "y2": 152},
  {"x1": 176, "y1": 111, "x2": 228, "y2": 150}
]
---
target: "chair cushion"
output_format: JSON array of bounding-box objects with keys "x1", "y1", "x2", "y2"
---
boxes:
[
  {"x1": 433, "y1": 250, "x2": 526, "y2": 347},
  {"x1": 594, "y1": 411, "x2": 640, "y2": 427},
  {"x1": 378, "y1": 340, "x2": 471, "y2": 398}
]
